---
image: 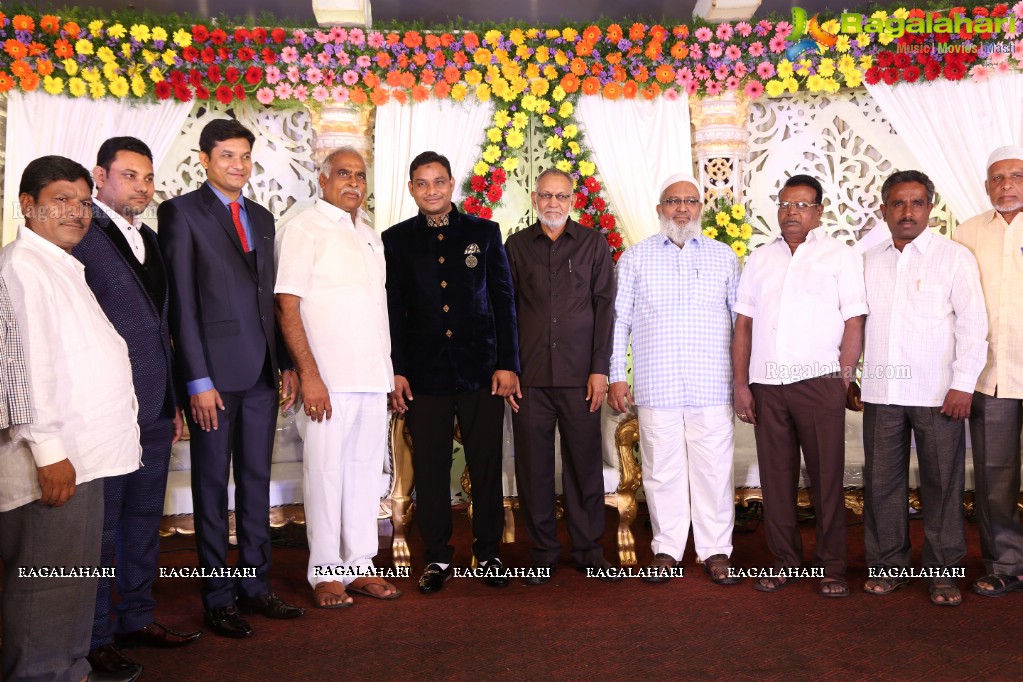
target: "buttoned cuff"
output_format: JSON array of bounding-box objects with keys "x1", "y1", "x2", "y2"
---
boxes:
[
  {"x1": 29, "y1": 437, "x2": 67, "y2": 468},
  {"x1": 187, "y1": 377, "x2": 215, "y2": 395}
]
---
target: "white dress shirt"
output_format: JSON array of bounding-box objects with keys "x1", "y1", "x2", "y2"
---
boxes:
[
  {"x1": 0, "y1": 226, "x2": 141, "y2": 512},
  {"x1": 93, "y1": 197, "x2": 146, "y2": 263},
  {"x1": 861, "y1": 228, "x2": 988, "y2": 406},
  {"x1": 275, "y1": 200, "x2": 393, "y2": 393},
  {"x1": 735, "y1": 227, "x2": 868, "y2": 385}
]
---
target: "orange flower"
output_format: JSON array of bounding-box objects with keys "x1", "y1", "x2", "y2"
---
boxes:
[
  {"x1": 623, "y1": 80, "x2": 639, "y2": 98},
  {"x1": 370, "y1": 86, "x2": 390, "y2": 106},
  {"x1": 606, "y1": 24, "x2": 623, "y2": 42},
  {"x1": 634, "y1": 65, "x2": 650, "y2": 83},
  {"x1": 606, "y1": 51, "x2": 622, "y2": 65},
  {"x1": 363, "y1": 72, "x2": 381, "y2": 88},
  {"x1": 0, "y1": 12, "x2": 5, "y2": 25},
  {"x1": 443, "y1": 65, "x2": 460, "y2": 84},
  {"x1": 655, "y1": 64, "x2": 675, "y2": 83},
  {"x1": 386, "y1": 33, "x2": 400, "y2": 45},
  {"x1": 419, "y1": 69, "x2": 436, "y2": 85},
  {"x1": 391, "y1": 89, "x2": 408, "y2": 105},
  {"x1": 673, "y1": 25, "x2": 690, "y2": 38},
  {"x1": 432, "y1": 52, "x2": 446, "y2": 68},
  {"x1": 433, "y1": 81, "x2": 451, "y2": 98},
  {"x1": 396, "y1": 54, "x2": 409, "y2": 69},
  {"x1": 612, "y1": 65, "x2": 627, "y2": 82},
  {"x1": 64, "y1": 21, "x2": 81, "y2": 39},
  {"x1": 375, "y1": 51, "x2": 392, "y2": 68},
  {"x1": 641, "y1": 83, "x2": 661, "y2": 100},
  {"x1": 54, "y1": 39, "x2": 74, "y2": 58},
  {"x1": 12, "y1": 15, "x2": 35, "y2": 32},
  {"x1": 602, "y1": 82, "x2": 622, "y2": 100},
  {"x1": 645, "y1": 41, "x2": 662, "y2": 60},
  {"x1": 650, "y1": 25, "x2": 668, "y2": 42},
  {"x1": 350, "y1": 88, "x2": 368, "y2": 105},
  {"x1": 582, "y1": 25, "x2": 601, "y2": 43},
  {"x1": 670, "y1": 41, "x2": 689, "y2": 60},
  {"x1": 629, "y1": 23, "x2": 646, "y2": 41},
  {"x1": 440, "y1": 33, "x2": 455, "y2": 48},
  {"x1": 386, "y1": 70, "x2": 403, "y2": 87},
  {"x1": 402, "y1": 31, "x2": 423, "y2": 49},
  {"x1": 575, "y1": 41, "x2": 593, "y2": 57},
  {"x1": 560, "y1": 73, "x2": 580, "y2": 93},
  {"x1": 10, "y1": 59, "x2": 31, "y2": 79},
  {"x1": 412, "y1": 52, "x2": 428, "y2": 67},
  {"x1": 35, "y1": 59, "x2": 53, "y2": 77},
  {"x1": 40, "y1": 15, "x2": 60, "y2": 34},
  {"x1": 590, "y1": 62, "x2": 605, "y2": 77},
  {"x1": 425, "y1": 34, "x2": 441, "y2": 50},
  {"x1": 20, "y1": 72, "x2": 39, "y2": 91},
  {"x1": 399, "y1": 71, "x2": 416, "y2": 88},
  {"x1": 463, "y1": 32, "x2": 480, "y2": 49},
  {"x1": 409, "y1": 85, "x2": 429, "y2": 102},
  {"x1": 28, "y1": 42, "x2": 46, "y2": 57},
  {"x1": 0, "y1": 72, "x2": 13, "y2": 93},
  {"x1": 569, "y1": 57, "x2": 587, "y2": 76},
  {"x1": 4, "y1": 40, "x2": 28, "y2": 60},
  {"x1": 452, "y1": 50, "x2": 468, "y2": 67},
  {"x1": 581, "y1": 76, "x2": 600, "y2": 95}
]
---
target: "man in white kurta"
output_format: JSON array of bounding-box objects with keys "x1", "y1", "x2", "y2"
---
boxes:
[{"x1": 275, "y1": 148, "x2": 398, "y2": 607}]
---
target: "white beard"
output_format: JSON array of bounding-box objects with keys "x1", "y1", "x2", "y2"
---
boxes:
[{"x1": 660, "y1": 215, "x2": 701, "y2": 246}]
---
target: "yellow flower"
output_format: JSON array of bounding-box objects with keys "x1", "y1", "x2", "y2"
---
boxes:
[
  {"x1": 491, "y1": 77, "x2": 510, "y2": 99},
  {"x1": 568, "y1": 141, "x2": 580, "y2": 155},
  {"x1": 173, "y1": 28, "x2": 192, "y2": 48},
  {"x1": 732, "y1": 242, "x2": 747, "y2": 258},
  {"x1": 509, "y1": 29, "x2": 525, "y2": 45},
  {"x1": 544, "y1": 66, "x2": 558, "y2": 80},
  {"x1": 475, "y1": 84, "x2": 492, "y2": 102},
  {"x1": 139, "y1": 49, "x2": 155, "y2": 64},
  {"x1": 530, "y1": 78, "x2": 549, "y2": 96},
  {"x1": 562, "y1": 124, "x2": 578, "y2": 139},
  {"x1": 542, "y1": 115, "x2": 556, "y2": 127},
  {"x1": 526, "y1": 28, "x2": 539, "y2": 39},
  {"x1": 558, "y1": 102, "x2": 573, "y2": 118},
  {"x1": 796, "y1": 59, "x2": 811, "y2": 77},
  {"x1": 786, "y1": 77, "x2": 799, "y2": 93},
  {"x1": 835, "y1": 35, "x2": 851, "y2": 53},
  {"x1": 740, "y1": 224, "x2": 753, "y2": 239},
  {"x1": 525, "y1": 63, "x2": 540, "y2": 80},
  {"x1": 76, "y1": 39, "x2": 95, "y2": 55},
  {"x1": 821, "y1": 19, "x2": 840, "y2": 34},
  {"x1": 482, "y1": 145, "x2": 502, "y2": 164},
  {"x1": 162, "y1": 49, "x2": 177, "y2": 66},
  {"x1": 107, "y1": 23, "x2": 127, "y2": 39},
  {"x1": 90, "y1": 81, "x2": 107, "y2": 99},
  {"x1": 151, "y1": 26, "x2": 168, "y2": 42},
  {"x1": 487, "y1": 127, "x2": 503, "y2": 143},
  {"x1": 515, "y1": 45, "x2": 531, "y2": 60},
  {"x1": 551, "y1": 85, "x2": 566, "y2": 102},
  {"x1": 506, "y1": 129, "x2": 525, "y2": 148},
  {"x1": 534, "y1": 46, "x2": 550, "y2": 63},
  {"x1": 122, "y1": 43, "x2": 133, "y2": 58},
  {"x1": 499, "y1": 61, "x2": 518, "y2": 80},
  {"x1": 838, "y1": 55, "x2": 856, "y2": 73},
  {"x1": 807, "y1": 75, "x2": 824, "y2": 92},
  {"x1": 474, "y1": 160, "x2": 490, "y2": 176},
  {"x1": 103, "y1": 62, "x2": 120, "y2": 81},
  {"x1": 510, "y1": 76, "x2": 528, "y2": 95},
  {"x1": 535, "y1": 98, "x2": 551, "y2": 114},
  {"x1": 859, "y1": 55, "x2": 873, "y2": 70},
  {"x1": 844, "y1": 69, "x2": 863, "y2": 88},
  {"x1": 43, "y1": 75, "x2": 64, "y2": 95},
  {"x1": 451, "y1": 83, "x2": 468, "y2": 101},
  {"x1": 465, "y1": 69, "x2": 483, "y2": 86},
  {"x1": 823, "y1": 77, "x2": 841, "y2": 94},
  {"x1": 81, "y1": 67, "x2": 101, "y2": 83},
  {"x1": 856, "y1": 32, "x2": 871, "y2": 47},
  {"x1": 777, "y1": 59, "x2": 793, "y2": 80},
  {"x1": 88, "y1": 20, "x2": 104, "y2": 35},
  {"x1": 63, "y1": 58, "x2": 79, "y2": 76},
  {"x1": 149, "y1": 67, "x2": 164, "y2": 83},
  {"x1": 131, "y1": 75, "x2": 145, "y2": 96},
  {"x1": 521, "y1": 94, "x2": 538, "y2": 112},
  {"x1": 726, "y1": 223, "x2": 740, "y2": 238},
  {"x1": 130, "y1": 24, "x2": 151, "y2": 42},
  {"x1": 765, "y1": 79, "x2": 786, "y2": 97},
  {"x1": 474, "y1": 48, "x2": 493, "y2": 66},
  {"x1": 547, "y1": 29, "x2": 561, "y2": 39},
  {"x1": 484, "y1": 29, "x2": 502, "y2": 46},
  {"x1": 578, "y1": 161, "x2": 595, "y2": 177},
  {"x1": 703, "y1": 227, "x2": 718, "y2": 239},
  {"x1": 554, "y1": 50, "x2": 569, "y2": 66},
  {"x1": 715, "y1": 211, "x2": 730, "y2": 226},
  {"x1": 555, "y1": 160, "x2": 573, "y2": 173},
  {"x1": 512, "y1": 112, "x2": 528, "y2": 130},
  {"x1": 819, "y1": 58, "x2": 835, "y2": 78},
  {"x1": 870, "y1": 10, "x2": 888, "y2": 20},
  {"x1": 68, "y1": 77, "x2": 87, "y2": 97},
  {"x1": 562, "y1": 28, "x2": 578, "y2": 41},
  {"x1": 893, "y1": 7, "x2": 909, "y2": 19},
  {"x1": 502, "y1": 157, "x2": 519, "y2": 172},
  {"x1": 730, "y1": 205, "x2": 745, "y2": 220},
  {"x1": 109, "y1": 76, "x2": 129, "y2": 97},
  {"x1": 493, "y1": 48, "x2": 509, "y2": 63},
  {"x1": 96, "y1": 46, "x2": 115, "y2": 63},
  {"x1": 878, "y1": 32, "x2": 895, "y2": 45},
  {"x1": 494, "y1": 110, "x2": 511, "y2": 127}
]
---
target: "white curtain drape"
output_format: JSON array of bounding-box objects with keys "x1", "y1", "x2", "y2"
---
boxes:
[
  {"x1": 866, "y1": 72, "x2": 1023, "y2": 223},
  {"x1": 3, "y1": 90, "x2": 193, "y2": 244},
  {"x1": 575, "y1": 95, "x2": 693, "y2": 246},
  {"x1": 373, "y1": 97, "x2": 494, "y2": 231}
]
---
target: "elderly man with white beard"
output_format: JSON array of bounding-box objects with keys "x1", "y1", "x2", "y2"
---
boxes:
[
  {"x1": 608, "y1": 173, "x2": 741, "y2": 585},
  {"x1": 275, "y1": 148, "x2": 401, "y2": 608}
]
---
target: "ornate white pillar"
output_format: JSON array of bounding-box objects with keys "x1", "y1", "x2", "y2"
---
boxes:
[
  {"x1": 312, "y1": 0, "x2": 372, "y2": 27},
  {"x1": 689, "y1": 91, "x2": 750, "y2": 204},
  {"x1": 306, "y1": 104, "x2": 373, "y2": 166}
]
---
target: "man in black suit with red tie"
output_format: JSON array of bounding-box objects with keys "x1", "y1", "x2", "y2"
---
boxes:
[
  {"x1": 158, "y1": 119, "x2": 303, "y2": 638},
  {"x1": 73, "y1": 137, "x2": 200, "y2": 680}
]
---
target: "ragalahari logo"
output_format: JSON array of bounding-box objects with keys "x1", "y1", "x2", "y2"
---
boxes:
[{"x1": 786, "y1": 7, "x2": 838, "y2": 60}]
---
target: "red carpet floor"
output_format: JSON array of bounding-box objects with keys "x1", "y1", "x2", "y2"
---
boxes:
[{"x1": 113, "y1": 505, "x2": 1021, "y2": 680}]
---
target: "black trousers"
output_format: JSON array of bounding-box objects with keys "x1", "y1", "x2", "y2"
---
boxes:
[
  {"x1": 406, "y1": 386, "x2": 505, "y2": 565},
  {"x1": 512, "y1": 386, "x2": 605, "y2": 565}
]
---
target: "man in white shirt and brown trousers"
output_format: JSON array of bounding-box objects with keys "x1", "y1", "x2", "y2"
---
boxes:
[
  {"x1": 733, "y1": 174, "x2": 867, "y2": 598},
  {"x1": 276, "y1": 147, "x2": 401, "y2": 608},
  {"x1": 0, "y1": 156, "x2": 141, "y2": 682},
  {"x1": 953, "y1": 146, "x2": 1023, "y2": 598},
  {"x1": 857, "y1": 170, "x2": 987, "y2": 607}
]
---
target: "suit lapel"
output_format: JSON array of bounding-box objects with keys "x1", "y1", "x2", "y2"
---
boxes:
[
  {"x1": 200, "y1": 184, "x2": 258, "y2": 280},
  {"x1": 93, "y1": 212, "x2": 161, "y2": 316}
]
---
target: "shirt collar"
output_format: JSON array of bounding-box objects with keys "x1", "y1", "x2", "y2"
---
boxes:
[
  {"x1": 314, "y1": 198, "x2": 369, "y2": 229},
  {"x1": 93, "y1": 197, "x2": 142, "y2": 232},
  {"x1": 906, "y1": 227, "x2": 935, "y2": 253},
  {"x1": 419, "y1": 202, "x2": 460, "y2": 227},
  {"x1": 18, "y1": 224, "x2": 85, "y2": 272},
  {"x1": 206, "y1": 182, "x2": 245, "y2": 210},
  {"x1": 658, "y1": 231, "x2": 703, "y2": 249},
  {"x1": 772, "y1": 225, "x2": 824, "y2": 248},
  {"x1": 529, "y1": 218, "x2": 579, "y2": 241}
]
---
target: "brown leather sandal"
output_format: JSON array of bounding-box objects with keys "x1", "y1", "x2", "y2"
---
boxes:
[
  {"x1": 314, "y1": 581, "x2": 353, "y2": 609},
  {"x1": 347, "y1": 576, "x2": 403, "y2": 600},
  {"x1": 703, "y1": 554, "x2": 741, "y2": 585}
]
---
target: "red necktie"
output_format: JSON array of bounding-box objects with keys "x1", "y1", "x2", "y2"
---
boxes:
[{"x1": 228, "y1": 201, "x2": 251, "y2": 252}]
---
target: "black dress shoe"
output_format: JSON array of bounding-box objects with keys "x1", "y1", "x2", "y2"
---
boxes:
[
  {"x1": 578, "y1": 557, "x2": 625, "y2": 583},
  {"x1": 419, "y1": 563, "x2": 454, "y2": 593},
  {"x1": 204, "y1": 605, "x2": 253, "y2": 638},
  {"x1": 119, "y1": 621, "x2": 203, "y2": 648},
  {"x1": 87, "y1": 666, "x2": 143, "y2": 682},
  {"x1": 480, "y1": 558, "x2": 510, "y2": 588},
  {"x1": 524, "y1": 561, "x2": 556, "y2": 586},
  {"x1": 237, "y1": 592, "x2": 305, "y2": 619},
  {"x1": 87, "y1": 644, "x2": 142, "y2": 681}
]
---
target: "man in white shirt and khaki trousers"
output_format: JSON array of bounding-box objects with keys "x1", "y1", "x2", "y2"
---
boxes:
[
  {"x1": 0, "y1": 156, "x2": 141, "y2": 682},
  {"x1": 858, "y1": 170, "x2": 987, "y2": 606},
  {"x1": 275, "y1": 147, "x2": 400, "y2": 608},
  {"x1": 953, "y1": 146, "x2": 1023, "y2": 598},
  {"x1": 733, "y1": 174, "x2": 867, "y2": 598}
]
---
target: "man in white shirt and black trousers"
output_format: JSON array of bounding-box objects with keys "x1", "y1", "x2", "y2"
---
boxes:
[
  {"x1": 0, "y1": 156, "x2": 141, "y2": 682},
  {"x1": 854, "y1": 170, "x2": 987, "y2": 607}
]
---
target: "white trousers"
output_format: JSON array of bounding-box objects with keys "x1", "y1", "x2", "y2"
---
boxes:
[
  {"x1": 303, "y1": 392, "x2": 387, "y2": 588},
  {"x1": 637, "y1": 404, "x2": 735, "y2": 561}
]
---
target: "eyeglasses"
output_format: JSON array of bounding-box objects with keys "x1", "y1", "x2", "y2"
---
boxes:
[
  {"x1": 334, "y1": 169, "x2": 368, "y2": 182},
  {"x1": 536, "y1": 192, "x2": 572, "y2": 202},
  {"x1": 776, "y1": 201, "x2": 820, "y2": 211},
  {"x1": 661, "y1": 197, "x2": 701, "y2": 207}
]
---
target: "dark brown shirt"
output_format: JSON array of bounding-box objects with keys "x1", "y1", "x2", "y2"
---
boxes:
[{"x1": 504, "y1": 219, "x2": 615, "y2": 387}]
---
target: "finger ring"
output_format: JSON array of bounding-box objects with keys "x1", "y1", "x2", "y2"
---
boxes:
[
  {"x1": 310, "y1": 407, "x2": 318, "y2": 412},
  {"x1": 738, "y1": 413, "x2": 747, "y2": 419}
]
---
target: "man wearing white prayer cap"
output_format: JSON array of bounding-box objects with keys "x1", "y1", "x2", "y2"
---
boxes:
[
  {"x1": 952, "y1": 145, "x2": 1023, "y2": 597},
  {"x1": 609, "y1": 172, "x2": 741, "y2": 585}
]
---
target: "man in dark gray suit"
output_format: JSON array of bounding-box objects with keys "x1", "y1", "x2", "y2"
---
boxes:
[{"x1": 158, "y1": 119, "x2": 302, "y2": 638}]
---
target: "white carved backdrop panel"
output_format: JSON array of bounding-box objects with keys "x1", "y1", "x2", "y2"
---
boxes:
[{"x1": 744, "y1": 90, "x2": 956, "y2": 252}]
